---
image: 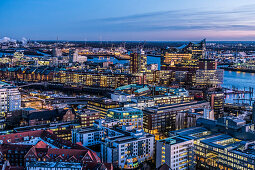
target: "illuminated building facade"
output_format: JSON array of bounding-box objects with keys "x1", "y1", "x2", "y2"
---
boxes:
[
  {"x1": 171, "y1": 117, "x2": 255, "y2": 170},
  {"x1": 161, "y1": 39, "x2": 206, "y2": 68},
  {"x1": 107, "y1": 107, "x2": 143, "y2": 129},
  {"x1": 156, "y1": 136, "x2": 194, "y2": 169},
  {"x1": 161, "y1": 52, "x2": 193, "y2": 67},
  {"x1": 196, "y1": 59, "x2": 223, "y2": 87},
  {"x1": 196, "y1": 69, "x2": 224, "y2": 87},
  {"x1": 152, "y1": 88, "x2": 193, "y2": 106},
  {"x1": 101, "y1": 129, "x2": 154, "y2": 169},
  {"x1": 130, "y1": 49, "x2": 147, "y2": 74},
  {"x1": 205, "y1": 89, "x2": 224, "y2": 119},
  {"x1": 0, "y1": 81, "x2": 21, "y2": 116},
  {"x1": 77, "y1": 109, "x2": 100, "y2": 127},
  {"x1": 0, "y1": 66, "x2": 141, "y2": 89},
  {"x1": 160, "y1": 40, "x2": 206, "y2": 87},
  {"x1": 87, "y1": 98, "x2": 121, "y2": 118},
  {"x1": 50, "y1": 123, "x2": 80, "y2": 141},
  {"x1": 73, "y1": 119, "x2": 154, "y2": 169},
  {"x1": 143, "y1": 101, "x2": 210, "y2": 140}
]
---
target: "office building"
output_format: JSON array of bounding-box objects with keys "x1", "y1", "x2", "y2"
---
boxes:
[
  {"x1": 205, "y1": 89, "x2": 224, "y2": 119},
  {"x1": 0, "y1": 81, "x2": 21, "y2": 116},
  {"x1": 101, "y1": 129, "x2": 154, "y2": 169},
  {"x1": 123, "y1": 96, "x2": 155, "y2": 110},
  {"x1": 77, "y1": 109, "x2": 100, "y2": 127},
  {"x1": 107, "y1": 107, "x2": 143, "y2": 129},
  {"x1": 169, "y1": 117, "x2": 255, "y2": 170},
  {"x1": 143, "y1": 101, "x2": 210, "y2": 139},
  {"x1": 156, "y1": 136, "x2": 194, "y2": 169},
  {"x1": 130, "y1": 49, "x2": 147, "y2": 74},
  {"x1": 72, "y1": 121, "x2": 123, "y2": 147},
  {"x1": 52, "y1": 48, "x2": 62, "y2": 57},
  {"x1": 72, "y1": 119, "x2": 154, "y2": 169},
  {"x1": 87, "y1": 98, "x2": 121, "y2": 118},
  {"x1": 196, "y1": 59, "x2": 224, "y2": 87}
]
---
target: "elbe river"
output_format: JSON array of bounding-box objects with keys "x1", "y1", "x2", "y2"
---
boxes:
[
  {"x1": 1, "y1": 53, "x2": 251, "y2": 104},
  {"x1": 89, "y1": 56, "x2": 254, "y2": 104}
]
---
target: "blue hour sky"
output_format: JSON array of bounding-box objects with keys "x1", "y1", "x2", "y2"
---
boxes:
[{"x1": 1, "y1": 0, "x2": 255, "y2": 41}]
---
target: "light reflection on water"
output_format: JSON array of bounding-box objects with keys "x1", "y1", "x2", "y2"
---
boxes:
[{"x1": 223, "y1": 71, "x2": 255, "y2": 104}]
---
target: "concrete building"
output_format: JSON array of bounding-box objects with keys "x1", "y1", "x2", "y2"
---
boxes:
[
  {"x1": 52, "y1": 48, "x2": 62, "y2": 57},
  {"x1": 196, "y1": 59, "x2": 223, "y2": 88},
  {"x1": 107, "y1": 107, "x2": 143, "y2": 129},
  {"x1": 111, "y1": 91, "x2": 134, "y2": 103},
  {"x1": 205, "y1": 89, "x2": 224, "y2": 119},
  {"x1": 77, "y1": 109, "x2": 100, "y2": 127},
  {"x1": 72, "y1": 119, "x2": 154, "y2": 169},
  {"x1": 87, "y1": 98, "x2": 121, "y2": 118},
  {"x1": 101, "y1": 129, "x2": 154, "y2": 169},
  {"x1": 123, "y1": 96, "x2": 155, "y2": 110},
  {"x1": 143, "y1": 101, "x2": 210, "y2": 140},
  {"x1": 156, "y1": 136, "x2": 194, "y2": 169},
  {"x1": 0, "y1": 81, "x2": 21, "y2": 116},
  {"x1": 168, "y1": 117, "x2": 255, "y2": 170},
  {"x1": 70, "y1": 49, "x2": 87, "y2": 63},
  {"x1": 72, "y1": 121, "x2": 123, "y2": 147},
  {"x1": 130, "y1": 49, "x2": 147, "y2": 74}
]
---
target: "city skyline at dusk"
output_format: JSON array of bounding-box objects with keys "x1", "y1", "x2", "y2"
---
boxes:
[
  {"x1": 2, "y1": 1, "x2": 255, "y2": 169},
  {"x1": 1, "y1": 0, "x2": 255, "y2": 41}
]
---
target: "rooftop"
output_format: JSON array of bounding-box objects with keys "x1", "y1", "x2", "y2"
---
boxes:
[
  {"x1": 108, "y1": 107, "x2": 141, "y2": 113},
  {"x1": 158, "y1": 136, "x2": 190, "y2": 145}
]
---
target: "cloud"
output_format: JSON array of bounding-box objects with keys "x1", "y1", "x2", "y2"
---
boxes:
[{"x1": 79, "y1": 4, "x2": 255, "y2": 34}]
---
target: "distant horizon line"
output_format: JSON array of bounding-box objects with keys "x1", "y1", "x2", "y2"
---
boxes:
[{"x1": 28, "y1": 40, "x2": 255, "y2": 42}]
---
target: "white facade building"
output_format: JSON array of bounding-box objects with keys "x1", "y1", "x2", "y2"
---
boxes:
[
  {"x1": 72, "y1": 119, "x2": 154, "y2": 169},
  {"x1": 111, "y1": 92, "x2": 134, "y2": 102},
  {"x1": 0, "y1": 82, "x2": 21, "y2": 116},
  {"x1": 101, "y1": 129, "x2": 154, "y2": 169},
  {"x1": 156, "y1": 136, "x2": 194, "y2": 170}
]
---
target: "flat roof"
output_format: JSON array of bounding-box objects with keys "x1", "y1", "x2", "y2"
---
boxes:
[
  {"x1": 158, "y1": 136, "x2": 191, "y2": 145},
  {"x1": 108, "y1": 107, "x2": 141, "y2": 113},
  {"x1": 144, "y1": 101, "x2": 208, "y2": 114},
  {"x1": 201, "y1": 134, "x2": 242, "y2": 150}
]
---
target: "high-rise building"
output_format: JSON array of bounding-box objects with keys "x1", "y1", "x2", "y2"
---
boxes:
[
  {"x1": 196, "y1": 59, "x2": 224, "y2": 87},
  {"x1": 130, "y1": 49, "x2": 147, "y2": 74},
  {"x1": 101, "y1": 129, "x2": 154, "y2": 169},
  {"x1": 205, "y1": 89, "x2": 224, "y2": 119},
  {"x1": 143, "y1": 101, "x2": 210, "y2": 140},
  {"x1": 52, "y1": 48, "x2": 62, "y2": 57},
  {"x1": 156, "y1": 136, "x2": 194, "y2": 169},
  {"x1": 0, "y1": 82, "x2": 21, "y2": 116}
]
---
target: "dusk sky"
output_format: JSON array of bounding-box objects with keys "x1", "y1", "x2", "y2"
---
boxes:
[{"x1": 1, "y1": 0, "x2": 255, "y2": 41}]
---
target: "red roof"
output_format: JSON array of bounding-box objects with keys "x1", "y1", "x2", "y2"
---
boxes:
[
  {"x1": 0, "y1": 130, "x2": 47, "y2": 144},
  {"x1": 25, "y1": 146, "x2": 101, "y2": 163},
  {"x1": 34, "y1": 141, "x2": 48, "y2": 148}
]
